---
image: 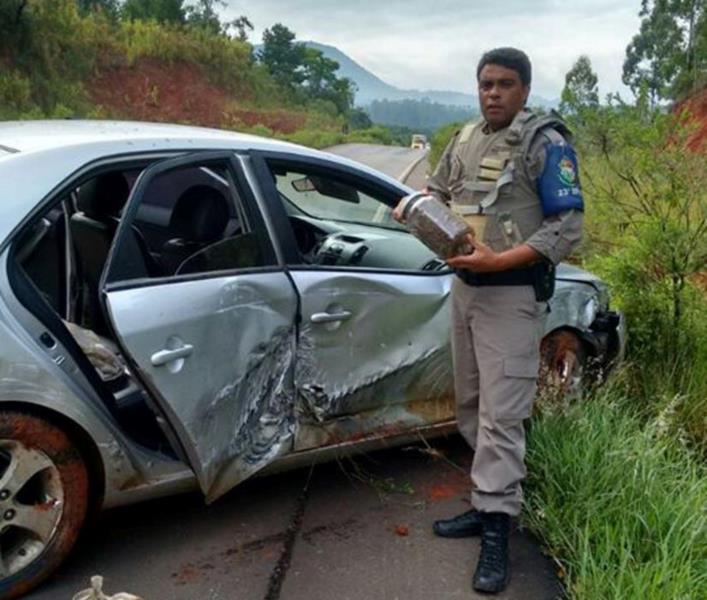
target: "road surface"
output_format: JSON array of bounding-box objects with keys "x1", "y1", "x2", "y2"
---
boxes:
[{"x1": 325, "y1": 143, "x2": 429, "y2": 189}]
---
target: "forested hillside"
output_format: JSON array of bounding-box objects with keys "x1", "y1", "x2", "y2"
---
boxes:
[{"x1": 0, "y1": 0, "x2": 400, "y2": 147}]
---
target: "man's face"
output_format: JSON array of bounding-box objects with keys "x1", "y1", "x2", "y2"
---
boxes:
[{"x1": 477, "y1": 64, "x2": 530, "y2": 130}]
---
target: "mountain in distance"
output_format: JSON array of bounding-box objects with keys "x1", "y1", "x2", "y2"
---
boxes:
[{"x1": 303, "y1": 42, "x2": 558, "y2": 110}]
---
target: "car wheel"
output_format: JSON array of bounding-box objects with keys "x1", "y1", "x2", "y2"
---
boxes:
[
  {"x1": 0, "y1": 411, "x2": 89, "y2": 600},
  {"x1": 540, "y1": 330, "x2": 587, "y2": 399}
]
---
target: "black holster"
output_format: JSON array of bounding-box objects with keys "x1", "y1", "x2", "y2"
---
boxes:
[{"x1": 533, "y1": 260, "x2": 556, "y2": 301}]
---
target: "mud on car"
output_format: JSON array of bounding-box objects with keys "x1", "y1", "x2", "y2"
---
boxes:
[{"x1": 0, "y1": 121, "x2": 624, "y2": 598}]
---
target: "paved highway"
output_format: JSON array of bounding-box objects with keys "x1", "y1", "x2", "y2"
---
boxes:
[{"x1": 325, "y1": 143, "x2": 429, "y2": 189}]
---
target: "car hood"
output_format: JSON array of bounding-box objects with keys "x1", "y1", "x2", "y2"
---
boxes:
[{"x1": 556, "y1": 263, "x2": 602, "y2": 286}]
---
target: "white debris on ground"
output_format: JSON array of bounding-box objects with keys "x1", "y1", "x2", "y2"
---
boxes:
[{"x1": 72, "y1": 575, "x2": 143, "y2": 600}]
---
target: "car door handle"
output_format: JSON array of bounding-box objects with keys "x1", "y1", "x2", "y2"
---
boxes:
[
  {"x1": 310, "y1": 310, "x2": 352, "y2": 324},
  {"x1": 151, "y1": 344, "x2": 194, "y2": 366}
]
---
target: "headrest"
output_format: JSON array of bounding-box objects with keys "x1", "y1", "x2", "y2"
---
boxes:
[
  {"x1": 76, "y1": 173, "x2": 130, "y2": 220},
  {"x1": 169, "y1": 185, "x2": 229, "y2": 243}
]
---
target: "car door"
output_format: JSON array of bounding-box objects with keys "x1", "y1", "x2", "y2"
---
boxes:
[
  {"x1": 250, "y1": 152, "x2": 456, "y2": 451},
  {"x1": 102, "y1": 151, "x2": 298, "y2": 502}
]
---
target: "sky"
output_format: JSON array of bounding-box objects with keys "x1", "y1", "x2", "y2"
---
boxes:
[{"x1": 220, "y1": 0, "x2": 643, "y2": 100}]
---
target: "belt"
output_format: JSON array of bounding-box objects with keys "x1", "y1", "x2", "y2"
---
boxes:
[{"x1": 455, "y1": 266, "x2": 536, "y2": 286}]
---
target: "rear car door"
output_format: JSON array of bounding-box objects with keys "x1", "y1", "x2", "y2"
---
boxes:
[
  {"x1": 251, "y1": 152, "x2": 455, "y2": 451},
  {"x1": 102, "y1": 151, "x2": 298, "y2": 501}
]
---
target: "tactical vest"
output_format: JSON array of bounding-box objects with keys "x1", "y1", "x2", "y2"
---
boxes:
[{"x1": 448, "y1": 109, "x2": 568, "y2": 253}]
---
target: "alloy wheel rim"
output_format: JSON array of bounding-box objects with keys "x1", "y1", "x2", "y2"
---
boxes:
[{"x1": 0, "y1": 440, "x2": 64, "y2": 578}]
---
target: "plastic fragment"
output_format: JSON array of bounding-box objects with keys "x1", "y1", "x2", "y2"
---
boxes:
[{"x1": 72, "y1": 575, "x2": 144, "y2": 600}]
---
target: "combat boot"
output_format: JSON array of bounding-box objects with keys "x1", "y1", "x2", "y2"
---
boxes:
[
  {"x1": 472, "y1": 512, "x2": 510, "y2": 593},
  {"x1": 432, "y1": 508, "x2": 483, "y2": 538}
]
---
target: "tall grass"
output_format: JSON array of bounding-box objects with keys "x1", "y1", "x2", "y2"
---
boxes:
[{"x1": 525, "y1": 386, "x2": 707, "y2": 599}]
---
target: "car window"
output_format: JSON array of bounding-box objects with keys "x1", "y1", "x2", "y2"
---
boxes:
[
  {"x1": 275, "y1": 170, "x2": 406, "y2": 231},
  {"x1": 109, "y1": 160, "x2": 276, "y2": 282},
  {"x1": 265, "y1": 161, "x2": 446, "y2": 273}
]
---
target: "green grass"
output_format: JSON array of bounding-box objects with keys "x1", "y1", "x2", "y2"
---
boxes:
[{"x1": 524, "y1": 385, "x2": 707, "y2": 599}]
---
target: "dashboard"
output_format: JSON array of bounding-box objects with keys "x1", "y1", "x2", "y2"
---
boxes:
[{"x1": 289, "y1": 215, "x2": 449, "y2": 272}]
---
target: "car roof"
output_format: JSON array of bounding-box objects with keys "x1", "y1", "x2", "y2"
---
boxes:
[{"x1": 0, "y1": 120, "x2": 310, "y2": 155}]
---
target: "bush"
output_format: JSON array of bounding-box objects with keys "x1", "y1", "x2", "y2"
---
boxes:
[{"x1": 572, "y1": 97, "x2": 707, "y2": 450}]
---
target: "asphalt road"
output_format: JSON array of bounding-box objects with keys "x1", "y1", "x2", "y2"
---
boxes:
[
  {"x1": 29, "y1": 436, "x2": 559, "y2": 600},
  {"x1": 26, "y1": 145, "x2": 559, "y2": 600},
  {"x1": 325, "y1": 143, "x2": 428, "y2": 189}
]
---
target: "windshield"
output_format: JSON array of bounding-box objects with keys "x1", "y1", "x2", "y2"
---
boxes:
[{"x1": 274, "y1": 170, "x2": 406, "y2": 231}]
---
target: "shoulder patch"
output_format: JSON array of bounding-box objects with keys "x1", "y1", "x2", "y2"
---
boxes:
[{"x1": 537, "y1": 143, "x2": 584, "y2": 216}]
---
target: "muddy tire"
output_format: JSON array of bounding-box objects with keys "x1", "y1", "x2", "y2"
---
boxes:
[
  {"x1": 0, "y1": 411, "x2": 89, "y2": 600},
  {"x1": 540, "y1": 330, "x2": 587, "y2": 399}
]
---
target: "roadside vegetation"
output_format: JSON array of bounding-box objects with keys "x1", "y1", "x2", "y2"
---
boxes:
[
  {"x1": 0, "y1": 0, "x2": 403, "y2": 148},
  {"x1": 426, "y1": 3, "x2": 707, "y2": 597}
]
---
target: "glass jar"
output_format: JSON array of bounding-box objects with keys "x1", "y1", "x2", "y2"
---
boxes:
[{"x1": 399, "y1": 192, "x2": 472, "y2": 259}]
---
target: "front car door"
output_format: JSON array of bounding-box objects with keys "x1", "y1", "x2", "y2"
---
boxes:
[
  {"x1": 103, "y1": 152, "x2": 298, "y2": 501},
  {"x1": 250, "y1": 152, "x2": 456, "y2": 451}
]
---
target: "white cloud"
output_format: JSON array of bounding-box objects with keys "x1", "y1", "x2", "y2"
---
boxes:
[{"x1": 221, "y1": 0, "x2": 642, "y2": 99}]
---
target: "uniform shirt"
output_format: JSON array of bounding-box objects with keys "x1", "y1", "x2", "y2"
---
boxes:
[{"x1": 428, "y1": 120, "x2": 583, "y2": 265}]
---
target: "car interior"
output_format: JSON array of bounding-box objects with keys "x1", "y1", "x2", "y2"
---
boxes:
[
  {"x1": 12, "y1": 160, "x2": 264, "y2": 456},
  {"x1": 266, "y1": 162, "x2": 446, "y2": 272}
]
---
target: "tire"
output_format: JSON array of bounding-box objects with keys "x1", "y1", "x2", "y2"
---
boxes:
[
  {"x1": 0, "y1": 411, "x2": 89, "y2": 600},
  {"x1": 540, "y1": 329, "x2": 587, "y2": 400}
]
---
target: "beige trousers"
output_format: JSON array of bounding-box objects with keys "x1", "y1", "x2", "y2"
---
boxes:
[{"x1": 451, "y1": 277, "x2": 547, "y2": 516}]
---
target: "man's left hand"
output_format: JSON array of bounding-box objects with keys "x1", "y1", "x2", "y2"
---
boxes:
[{"x1": 446, "y1": 236, "x2": 506, "y2": 273}]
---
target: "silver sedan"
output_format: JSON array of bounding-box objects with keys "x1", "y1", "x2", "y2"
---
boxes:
[{"x1": 0, "y1": 121, "x2": 624, "y2": 598}]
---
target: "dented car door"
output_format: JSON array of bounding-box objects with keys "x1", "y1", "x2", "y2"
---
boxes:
[{"x1": 102, "y1": 152, "x2": 298, "y2": 502}]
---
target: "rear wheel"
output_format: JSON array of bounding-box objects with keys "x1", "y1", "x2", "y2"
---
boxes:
[
  {"x1": 0, "y1": 411, "x2": 89, "y2": 600},
  {"x1": 540, "y1": 330, "x2": 587, "y2": 399}
]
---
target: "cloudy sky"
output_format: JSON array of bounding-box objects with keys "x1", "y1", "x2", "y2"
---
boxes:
[{"x1": 221, "y1": 0, "x2": 643, "y2": 100}]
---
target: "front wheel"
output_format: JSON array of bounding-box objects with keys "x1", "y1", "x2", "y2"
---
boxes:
[
  {"x1": 0, "y1": 411, "x2": 89, "y2": 600},
  {"x1": 539, "y1": 330, "x2": 587, "y2": 400}
]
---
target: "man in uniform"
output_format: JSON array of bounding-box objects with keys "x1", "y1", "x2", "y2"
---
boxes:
[{"x1": 396, "y1": 48, "x2": 583, "y2": 593}]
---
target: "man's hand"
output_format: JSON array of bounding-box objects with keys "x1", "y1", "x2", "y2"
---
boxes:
[
  {"x1": 447, "y1": 236, "x2": 505, "y2": 272},
  {"x1": 446, "y1": 236, "x2": 543, "y2": 273}
]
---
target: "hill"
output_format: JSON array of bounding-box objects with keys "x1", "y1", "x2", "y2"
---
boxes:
[{"x1": 303, "y1": 41, "x2": 559, "y2": 110}]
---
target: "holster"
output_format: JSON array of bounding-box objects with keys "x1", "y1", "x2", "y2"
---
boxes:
[{"x1": 532, "y1": 260, "x2": 556, "y2": 301}]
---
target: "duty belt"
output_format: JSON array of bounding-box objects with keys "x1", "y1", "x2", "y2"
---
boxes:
[{"x1": 455, "y1": 266, "x2": 536, "y2": 286}]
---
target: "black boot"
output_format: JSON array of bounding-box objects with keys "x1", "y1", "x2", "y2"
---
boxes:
[
  {"x1": 432, "y1": 508, "x2": 483, "y2": 538},
  {"x1": 472, "y1": 512, "x2": 510, "y2": 593}
]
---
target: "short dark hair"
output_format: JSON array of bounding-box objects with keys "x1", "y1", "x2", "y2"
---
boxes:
[{"x1": 477, "y1": 48, "x2": 532, "y2": 87}]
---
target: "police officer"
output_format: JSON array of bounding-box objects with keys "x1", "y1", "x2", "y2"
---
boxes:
[{"x1": 396, "y1": 48, "x2": 583, "y2": 593}]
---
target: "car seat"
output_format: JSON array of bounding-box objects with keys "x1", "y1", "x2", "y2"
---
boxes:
[
  {"x1": 161, "y1": 185, "x2": 230, "y2": 275},
  {"x1": 70, "y1": 173, "x2": 129, "y2": 334}
]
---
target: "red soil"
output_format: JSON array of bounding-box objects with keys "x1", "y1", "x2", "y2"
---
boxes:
[
  {"x1": 89, "y1": 58, "x2": 306, "y2": 134},
  {"x1": 675, "y1": 86, "x2": 707, "y2": 152}
]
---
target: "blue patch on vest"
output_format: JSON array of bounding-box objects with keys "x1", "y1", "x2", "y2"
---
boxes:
[{"x1": 537, "y1": 143, "x2": 584, "y2": 215}]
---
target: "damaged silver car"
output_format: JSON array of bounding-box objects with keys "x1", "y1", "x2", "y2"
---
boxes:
[{"x1": 0, "y1": 121, "x2": 624, "y2": 598}]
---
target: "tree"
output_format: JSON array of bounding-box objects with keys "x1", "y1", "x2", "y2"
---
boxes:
[
  {"x1": 77, "y1": 0, "x2": 119, "y2": 19},
  {"x1": 185, "y1": 0, "x2": 224, "y2": 35},
  {"x1": 258, "y1": 23, "x2": 306, "y2": 91},
  {"x1": 559, "y1": 55, "x2": 599, "y2": 117},
  {"x1": 121, "y1": 0, "x2": 186, "y2": 25},
  {"x1": 623, "y1": 0, "x2": 706, "y2": 102},
  {"x1": 229, "y1": 15, "x2": 253, "y2": 42}
]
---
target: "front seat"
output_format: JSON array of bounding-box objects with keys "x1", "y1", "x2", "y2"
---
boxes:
[
  {"x1": 161, "y1": 185, "x2": 230, "y2": 275},
  {"x1": 70, "y1": 172, "x2": 129, "y2": 334}
]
